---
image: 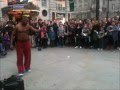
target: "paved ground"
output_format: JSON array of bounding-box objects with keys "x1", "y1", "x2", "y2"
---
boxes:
[{"x1": 0, "y1": 47, "x2": 120, "y2": 90}]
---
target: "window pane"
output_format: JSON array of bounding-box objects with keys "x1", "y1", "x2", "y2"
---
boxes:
[{"x1": 42, "y1": 0, "x2": 47, "y2": 6}]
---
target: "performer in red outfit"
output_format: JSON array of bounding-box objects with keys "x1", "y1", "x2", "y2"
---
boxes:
[{"x1": 10, "y1": 16, "x2": 39, "y2": 77}]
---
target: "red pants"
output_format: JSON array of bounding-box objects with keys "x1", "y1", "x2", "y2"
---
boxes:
[{"x1": 16, "y1": 40, "x2": 31, "y2": 73}]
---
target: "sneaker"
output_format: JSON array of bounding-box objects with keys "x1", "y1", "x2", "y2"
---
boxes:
[
  {"x1": 97, "y1": 48, "x2": 100, "y2": 50},
  {"x1": 75, "y1": 46, "x2": 78, "y2": 48},
  {"x1": 117, "y1": 47, "x2": 120, "y2": 50},
  {"x1": 17, "y1": 73, "x2": 24, "y2": 77},
  {"x1": 25, "y1": 69, "x2": 31, "y2": 73},
  {"x1": 79, "y1": 46, "x2": 82, "y2": 49}
]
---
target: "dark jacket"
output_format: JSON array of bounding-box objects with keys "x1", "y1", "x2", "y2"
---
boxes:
[{"x1": 75, "y1": 25, "x2": 83, "y2": 37}]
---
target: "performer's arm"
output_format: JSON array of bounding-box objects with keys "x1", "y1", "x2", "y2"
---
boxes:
[{"x1": 29, "y1": 26, "x2": 40, "y2": 32}]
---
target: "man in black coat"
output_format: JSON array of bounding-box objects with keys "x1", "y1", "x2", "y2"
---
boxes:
[{"x1": 53, "y1": 21, "x2": 58, "y2": 46}]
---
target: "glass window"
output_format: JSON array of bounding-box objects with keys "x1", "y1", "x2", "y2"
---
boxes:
[
  {"x1": 42, "y1": 10, "x2": 47, "y2": 17},
  {"x1": 42, "y1": 0, "x2": 47, "y2": 6},
  {"x1": 57, "y1": 0, "x2": 65, "y2": 11},
  {"x1": 112, "y1": 4, "x2": 115, "y2": 10}
]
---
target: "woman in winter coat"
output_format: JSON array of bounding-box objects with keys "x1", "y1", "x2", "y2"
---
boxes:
[
  {"x1": 49, "y1": 28, "x2": 55, "y2": 47},
  {"x1": 40, "y1": 24, "x2": 48, "y2": 48},
  {"x1": 4, "y1": 31, "x2": 10, "y2": 51},
  {"x1": 57, "y1": 23, "x2": 65, "y2": 47}
]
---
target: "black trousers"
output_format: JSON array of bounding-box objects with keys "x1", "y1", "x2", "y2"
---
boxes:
[
  {"x1": 50, "y1": 40, "x2": 55, "y2": 47},
  {"x1": 59, "y1": 37, "x2": 64, "y2": 46},
  {"x1": 99, "y1": 37, "x2": 105, "y2": 49},
  {"x1": 81, "y1": 36, "x2": 90, "y2": 48},
  {"x1": 75, "y1": 36, "x2": 83, "y2": 47},
  {"x1": 118, "y1": 32, "x2": 120, "y2": 47},
  {"x1": 41, "y1": 38, "x2": 48, "y2": 48}
]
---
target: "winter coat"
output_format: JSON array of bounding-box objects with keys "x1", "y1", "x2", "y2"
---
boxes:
[
  {"x1": 112, "y1": 26, "x2": 119, "y2": 41},
  {"x1": 57, "y1": 28, "x2": 65, "y2": 37},
  {"x1": 49, "y1": 31, "x2": 55, "y2": 40},
  {"x1": 4, "y1": 34, "x2": 10, "y2": 44}
]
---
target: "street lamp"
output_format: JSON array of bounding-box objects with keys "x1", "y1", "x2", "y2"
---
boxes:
[
  {"x1": 106, "y1": 0, "x2": 109, "y2": 21},
  {"x1": 96, "y1": 0, "x2": 100, "y2": 20}
]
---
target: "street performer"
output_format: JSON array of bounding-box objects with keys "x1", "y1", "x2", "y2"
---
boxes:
[{"x1": 10, "y1": 16, "x2": 40, "y2": 77}]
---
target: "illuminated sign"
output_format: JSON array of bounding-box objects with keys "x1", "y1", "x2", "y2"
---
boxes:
[{"x1": 13, "y1": 4, "x2": 25, "y2": 9}]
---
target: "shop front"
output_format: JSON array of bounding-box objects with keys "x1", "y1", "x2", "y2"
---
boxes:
[{"x1": 1, "y1": 2, "x2": 40, "y2": 21}]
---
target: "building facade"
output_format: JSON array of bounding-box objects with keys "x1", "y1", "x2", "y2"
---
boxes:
[
  {"x1": 49, "y1": 0, "x2": 71, "y2": 21},
  {"x1": 74, "y1": 0, "x2": 120, "y2": 19},
  {"x1": 0, "y1": 0, "x2": 72, "y2": 21},
  {"x1": 0, "y1": 0, "x2": 8, "y2": 19},
  {"x1": 33, "y1": 0, "x2": 71, "y2": 21}
]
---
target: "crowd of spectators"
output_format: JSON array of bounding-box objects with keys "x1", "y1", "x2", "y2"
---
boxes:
[{"x1": 0, "y1": 16, "x2": 120, "y2": 57}]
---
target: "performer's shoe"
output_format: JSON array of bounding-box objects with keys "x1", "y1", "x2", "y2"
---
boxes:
[
  {"x1": 17, "y1": 73, "x2": 24, "y2": 77},
  {"x1": 25, "y1": 69, "x2": 31, "y2": 73}
]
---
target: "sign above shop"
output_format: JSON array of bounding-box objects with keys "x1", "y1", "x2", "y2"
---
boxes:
[{"x1": 13, "y1": 4, "x2": 25, "y2": 9}]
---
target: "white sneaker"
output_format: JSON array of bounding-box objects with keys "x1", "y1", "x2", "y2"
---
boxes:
[
  {"x1": 27, "y1": 69, "x2": 31, "y2": 72},
  {"x1": 97, "y1": 48, "x2": 100, "y2": 50},
  {"x1": 79, "y1": 46, "x2": 82, "y2": 49},
  {"x1": 117, "y1": 47, "x2": 120, "y2": 50},
  {"x1": 75, "y1": 46, "x2": 78, "y2": 48},
  {"x1": 17, "y1": 73, "x2": 24, "y2": 77},
  {"x1": 25, "y1": 69, "x2": 31, "y2": 73}
]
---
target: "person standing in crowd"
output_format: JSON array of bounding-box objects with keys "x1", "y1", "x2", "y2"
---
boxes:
[
  {"x1": 4, "y1": 21, "x2": 14, "y2": 38},
  {"x1": 49, "y1": 27, "x2": 55, "y2": 47},
  {"x1": 98, "y1": 27, "x2": 106, "y2": 50},
  {"x1": 117, "y1": 21, "x2": 120, "y2": 50},
  {"x1": 64, "y1": 22, "x2": 70, "y2": 46},
  {"x1": 40, "y1": 22, "x2": 48, "y2": 48},
  {"x1": 111, "y1": 21, "x2": 119, "y2": 49},
  {"x1": 91, "y1": 21, "x2": 100, "y2": 49},
  {"x1": 29, "y1": 19, "x2": 37, "y2": 47},
  {"x1": 75, "y1": 23, "x2": 83, "y2": 48},
  {"x1": 10, "y1": 16, "x2": 40, "y2": 77},
  {"x1": 106, "y1": 24, "x2": 114, "y2": 49},
  {"x1": 4, "y1": 31, "x2": 10, "y2": 51},
  {"x1": 0, "y1": 32, "x2": 5, "y2": 55},
  {"x1": 53, "y1": 20, "x2": 59, "y2": 46},
  {"x1": 36, "y1": 19, "x2": 43, "y2": 50},
  {"x1": 0, "y1": 21, "x2": 7, "y2": 56},
  {"x1": 47, "y1": 21, "x2": 54, "y2": 46},
  {"x1": 58, "y1": 23, "x2": 65, "y2": 47},
  {"x1": 81, "y1": 24, "x2": 90, "y2": 48},
  {"x1": 69, "y1": 22, "x2": 76, "y2": 46}
]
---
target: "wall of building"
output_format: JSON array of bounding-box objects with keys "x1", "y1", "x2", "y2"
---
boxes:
[
  {"x1": 0, "y1": 0, "x2": 8, "y2": 19},
  {"x1": 74, "y1": 0, "x2": 120, "y2": 19},
  {"x1": 0, "y1": 0, "x2": 72, "y2": 21}
]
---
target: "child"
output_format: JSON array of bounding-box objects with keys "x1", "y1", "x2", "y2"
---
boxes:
[
  {"x1": 49, "y1": 28, "x2": 55, "y2": 47},
  {"x1": 4, "y1": 32, "x2": 10, "y2": 51}
]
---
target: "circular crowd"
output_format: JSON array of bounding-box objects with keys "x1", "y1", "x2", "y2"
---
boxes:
[{"x1": 0, "y1": 16, "x2": 120, "y2": 57}]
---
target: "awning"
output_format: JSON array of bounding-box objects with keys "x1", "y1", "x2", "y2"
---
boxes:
[
  {"x1": 1, "y1": 6, "x2": 13, "y2": 16},
  {"x1": 1, "y1": 3, "x2": 40, "y2": 16}
]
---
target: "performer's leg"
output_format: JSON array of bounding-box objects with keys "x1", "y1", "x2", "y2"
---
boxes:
[
  {"x1": 24, "y1": 41, "x2": 31, "y2": 70},
  {"x1": 16, "y1": 42, "x2": 24, "y2": 73}
]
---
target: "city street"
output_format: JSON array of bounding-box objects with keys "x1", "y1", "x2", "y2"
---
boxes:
[{"x1": 0, "y1": 47, "x2": 120, "y2": 90}]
